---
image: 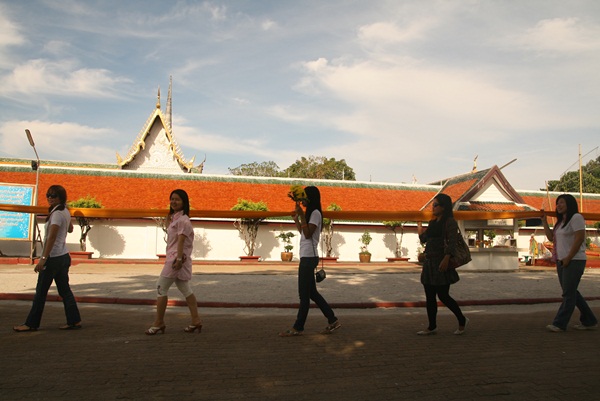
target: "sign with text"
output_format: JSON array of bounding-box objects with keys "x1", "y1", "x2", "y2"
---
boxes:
[{"x1": 0, "y1": 184, "x2": 35, "y2": 240}]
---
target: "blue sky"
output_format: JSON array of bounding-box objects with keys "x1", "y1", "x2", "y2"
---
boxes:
[{"x1": 1, "y1": 0, "x2": 599, "y2": 190}]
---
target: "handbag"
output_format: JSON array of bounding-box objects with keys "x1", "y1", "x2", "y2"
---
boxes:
[
  {"x1": 315, "y1": 268, "x2": 326, "y2": 282},
  {"x1": 445, "y1": 222, "x2": 472, "y2": 269}
]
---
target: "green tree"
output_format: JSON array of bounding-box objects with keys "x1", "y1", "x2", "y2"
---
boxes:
[
  {"x1": 231, "y1": 198, "x2": 269, "y2": 256},
  {"x1": 546, "y1": 156, "x2": 600, "y2": 193},
  {"x1": 322, "y1": 203, "x2": 342, "y2": 257},
  {"x1": 283, "y1": 156, "x2": 356, "y2": 180},
  {"x1": 229, "y1": 161, "x2": 281, "y2": 177},
  {"x1": 68, "y1": 196, "x2": 103, "y2": 252}
]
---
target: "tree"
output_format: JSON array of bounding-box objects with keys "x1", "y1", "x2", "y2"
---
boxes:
[
  {"x1": 283, "y1": 156, "x2": 356, "y2": 180},
  {"x1": 546, "y1": 156, "x2": 600, "y2": 193},
  {"x1": 231, "y1": 198, "x2": 269, "y2": 256},
  {"x1": 68, "y1": 196, "x2": 103, "y2": 252},
  {"x1": 229, "y1": 161, "x2": 281, "y2": 177},
  {"x1": 383, "y1": 221, "x2": 406, "y2": 258},
  {"x1": 322, "y1": 203, "x2": 342, "y2": 257}
]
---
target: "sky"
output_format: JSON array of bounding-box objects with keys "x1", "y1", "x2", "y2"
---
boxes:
[{"x1": 1, "y1": 0, "x2": 599, "y2": 191}]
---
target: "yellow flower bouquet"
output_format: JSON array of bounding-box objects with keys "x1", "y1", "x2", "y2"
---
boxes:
[{"x1": 287, "y1": 185, "x2": 307, "y2": 202}]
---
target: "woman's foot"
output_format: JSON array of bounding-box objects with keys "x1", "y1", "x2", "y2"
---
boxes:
[
  {"x1": 417, "y1": 328, "x2": 437, "y2": 336},
  {"x1": 145, "y1": 325, "x2": 166, "y2": 335},
  {"x1": 279, "y1": 328, "x2": 302, "y2": 337},
  {"x1": 321, "y1": 320, "x2": 341, "y2": 334},
  {"x1": 59, "y1": 322, "x2": 82, "y2": 330},
  {"x1": 454, "y1": 318, "x2": 469, "y2": 335},
  {"x1": 184, "y1": 323, "x2": 202, "y2": 333},
  {"x1": 13, "y1": 324, "x2": 37, "y2": 332}
]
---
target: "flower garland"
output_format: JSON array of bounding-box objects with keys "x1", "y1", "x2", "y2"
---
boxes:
[{"x1": 287, "y1": 185, "x2": 307, "y2": 203}]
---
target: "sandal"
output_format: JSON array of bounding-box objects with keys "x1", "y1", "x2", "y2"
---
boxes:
[
  {"x1": 278, "y1": 329, "x2": 302, "y2": 337},
  {"x1": 59, "y1": 323, "x2": 82, "y2": 330},
  {"x1": 13, "y1": 324, "x2": 37, "y2": 332},
  {"x1": 320, "y1": 320, "x2": 341, "y2": 335},
  {"x1": 145, "y1": 325, "x2": 166, "y2": 335}
]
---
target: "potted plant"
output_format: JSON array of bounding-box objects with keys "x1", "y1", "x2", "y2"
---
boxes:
[
  {"x1": 231, "y1": 198, "x2": 268, "y2": 261},
  {"x1": 322, "y1": 203, "x2": 341, "y2": 262},
  {"x1": 383, "y1": 220, "x2": 409, "y2": 262},
  {"x1": 277, "y1": 230, "x2": 295, "y2": 262},
  {"x1": 359, "y1": 229, "x2": 372, "y2": 263},
  {"x1": 68, "y1": 196, "x2": 103, "y2": 258}
]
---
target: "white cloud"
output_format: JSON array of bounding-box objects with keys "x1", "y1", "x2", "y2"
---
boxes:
[
  {"x1": 0, "y1": 59, "x2": 131, "y2": 99},
  {"x1": 517, "y1": 17, "x2": 600, "y2": 53},
  {"x1": 0, "y1": 120, "x2": 118, "y2": 163}
]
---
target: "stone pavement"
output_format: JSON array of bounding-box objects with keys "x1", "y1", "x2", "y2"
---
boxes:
[{"x1": 1, "y1": 261, "x2": 600, "y2": 400}]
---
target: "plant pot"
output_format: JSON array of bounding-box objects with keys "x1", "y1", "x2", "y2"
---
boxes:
[
  {"x1": 320, "y1": 256, "x2": 338, "y2": 263},
  {"x1": 157, "y1": 254, "x2": 166, "y2": 261},
  {"x1": 387, "y1": 257, "x2": 409, "y2": 262},
  {"x1": 281, "y1": 252, "x2": 293, "y2": 262},
  {"x1": 239, "y1": 256, "x2": 260, "y2": 262},
  {"x1": 70, "y1": 251, "x2": 93, "y2": 259},
  {"x1": 359, "y1": 253, "x2": 371, "y2": 263}
]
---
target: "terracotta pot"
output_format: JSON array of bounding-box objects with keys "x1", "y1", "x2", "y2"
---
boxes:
[
  {"x1": 70, "y1": 251, "x2": 93, "y2": 259},
  {"x1": 281, "y1": 252, "x2": 293, "y2": 262},
  {"x1": 359, "y1": 253, "x2": 371, "y2": 263},
  {"x1": 239, "y1": 256, "x2": 260, "y2": 262}
]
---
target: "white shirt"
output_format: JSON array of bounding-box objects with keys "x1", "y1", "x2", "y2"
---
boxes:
[
  {"x1": 299, "y1": 209, "x2": 321, "y2": 258},
  {"x1": 45, "y1": 207, "x2": 70, "y2": 257},
  {"x1": 555, "y1": 213, "x2": 586, "y2": 260}
]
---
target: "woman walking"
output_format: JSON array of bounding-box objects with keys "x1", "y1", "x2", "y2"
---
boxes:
[
  {"x1": 279, "y1": 186, "x2": 340, "y2": 337},
  {"x1": 146, "y1": 189, "x2": 202, "y2": 335},
  {"x1": 416, "y1": 193, "x2": 468, "y2": 335},
  {"x1": 542, "y1": 194, "x2": 597, "y2": 332},
  {"x1": 13, "y1": 185, "x2": 82, "y2": 332}
]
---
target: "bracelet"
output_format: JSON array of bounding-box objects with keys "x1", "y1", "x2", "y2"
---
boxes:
[
  {"x1": 41, "y1": 256, "x2": 47, "y2": 260},
  {"x1": 176, "y1": 257, "x2": 183, "y2": 261}
]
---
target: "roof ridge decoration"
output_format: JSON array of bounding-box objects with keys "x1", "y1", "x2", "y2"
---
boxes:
[{"x1": 116, "y1": 80, "x2": 196, "y2": 173}]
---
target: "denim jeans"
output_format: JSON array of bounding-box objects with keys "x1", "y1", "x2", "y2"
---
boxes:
[
  {"x1": 552, "y1": 259, "x2": 598, "y2": 330},
  {"x1": 293, "y1": 257, "x2": 336, "y2": 332},
  {"x1": 25, "y1": 253, "x2": 81, "y2": 329}
]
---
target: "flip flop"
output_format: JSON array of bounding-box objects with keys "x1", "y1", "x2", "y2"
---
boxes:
[
  {"x1": 59, "y1": 324, "x2": 82, "y2": 330},
  {"x1": 13, "y1": 325, "x2": 37, "y2": 332}
]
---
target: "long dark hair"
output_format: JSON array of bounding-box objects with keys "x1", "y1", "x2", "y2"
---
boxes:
[
  {"x1": 304, "y1": 186, "x2": 323, "y2": 231},
  {"x1": 555, "y1": 194, "x2": 578, "y2": 227},
  {"x1": 46, "y1": 185, "x2": 67, "y2": 221},
  {"x1": 169, "y1": 189, "x2": 190, "y2": 216},
  {"x1": 434, "y1": 193, "x2": 454, "y2": 221}
]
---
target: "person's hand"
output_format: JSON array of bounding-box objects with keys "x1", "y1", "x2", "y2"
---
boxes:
[
  {"x1": 438, "y1": 255, "x2": 450, "y2": 272},
  {"x1": 172, "y1": 257, "x2": 184, "y2": 270},
  {"x1": 34, "y1": 260, "x2": 45, "y2": 273},
  {"x1": 560, "y1": 256, "x2": 572, "y2": 268}
]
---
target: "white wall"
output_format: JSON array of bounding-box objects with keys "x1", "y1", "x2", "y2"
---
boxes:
[{"x1": 4, "y1": 217, "x2": 596, "y2": 262}]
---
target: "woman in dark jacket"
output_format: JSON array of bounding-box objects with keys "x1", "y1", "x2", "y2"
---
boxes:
[{"x1": 416, "y1": 193, "x2": 467, "y2": 335}]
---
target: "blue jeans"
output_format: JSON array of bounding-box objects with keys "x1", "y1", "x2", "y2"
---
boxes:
[
  {"x1": 552, "y1": 259, "x2": 597, "y2": 330},
  {"x1": 25, "y1": 253, "x2": 81, "y2": 329},
  {"x1": 293, "y1": 257, "x2": 336, "y2": 332}
]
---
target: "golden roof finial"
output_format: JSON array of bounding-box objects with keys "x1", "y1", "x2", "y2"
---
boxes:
[{"x1": 156, "y1": 87, "x2": 161, "y2": 109}]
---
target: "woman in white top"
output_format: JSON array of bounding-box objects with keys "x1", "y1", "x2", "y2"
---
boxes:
[
  {"x1": 279, "y1": 186, "x2": 340, "y2": 337},
  {"x1": 542, "y1": 194, "x2": 597, "y2": 332},
  {"x1": 13, "y1": 185, "x2": 81, "y2": 332}
]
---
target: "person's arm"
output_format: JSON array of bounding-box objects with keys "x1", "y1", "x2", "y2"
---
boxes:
[
  {"x1": 561, "y1": 230, "x2": 585, "y2": 268},
  {"x1": 439, "y1": 219, "x2": 457, "y2": 272},
  {"x1": 172, "y1": 234, "x2": 186, "y2": 270},
  {"x1": 541, "y1": 210, "x2": 553, "y2": 241},
  {"x1": 294, "y1": 203, "x2": 317, "y2": 238},
  {"x1": 35, "y1": 224, "x2": 59, "y2": 273}
]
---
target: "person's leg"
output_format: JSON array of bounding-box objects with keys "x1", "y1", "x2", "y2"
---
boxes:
[
  {"x1": 436, "y1": 284, "x2": 466, "y2": 327},
  {"x1": 23, "y1": 264, "x2": 56, "y2": 329},
  {"x1": 423, "y1": 284, "x2": 438, "y2": 331},
  {"x1": 292, "y1": 258, "x2": 315, "y2": 332},
  {"x1": 53, "y1": 254, "x2": 81, "y2": 327},
  {"x1": 176, "y1": 280, "x2": 202, "y2": 326},
  {"x1": 152, "y1": 277, "x2": 174, "y2": 327},
  {"x1": 552, "y1": 260, "x2": 585, "y2": 330},
  {"x1": 308, "y1": 263, "x2": 337, "y2": 325}
]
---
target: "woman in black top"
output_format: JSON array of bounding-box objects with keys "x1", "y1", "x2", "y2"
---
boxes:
[{"x1": 416, "y1": 193, "x2": 467, "y2": 335}]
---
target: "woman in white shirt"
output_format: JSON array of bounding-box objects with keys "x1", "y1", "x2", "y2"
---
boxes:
[
  {"x1": 542, "y1": 194, "x2": 597, "y2": 332},
  {"x1": 279, "y1": 186, "x2": 340, "y2": 337}
]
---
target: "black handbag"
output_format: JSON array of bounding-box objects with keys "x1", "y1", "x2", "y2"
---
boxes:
[
  {"x1": 315, "y1": 268, "x2": 326, "y2": 282},
  {"x1": 445, "y1": 221, "x2": 472, "y2": 269}
]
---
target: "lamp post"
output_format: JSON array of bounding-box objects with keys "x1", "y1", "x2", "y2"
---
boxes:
[{"x1": 25, "y1": 129, "x2": 41, "y2": 263}]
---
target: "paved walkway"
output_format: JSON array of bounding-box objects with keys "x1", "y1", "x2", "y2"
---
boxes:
[{"x1": 1, "y1": 261, "x2": 600, "y2": 400}]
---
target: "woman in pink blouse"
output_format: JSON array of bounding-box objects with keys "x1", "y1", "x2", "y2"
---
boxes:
[{"x1": 146, "y1": 189, "x2": 202, "y2": 335}]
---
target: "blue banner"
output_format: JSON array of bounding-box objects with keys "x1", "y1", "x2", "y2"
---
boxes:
[{"x1": 0, "y1": 184, "x2": 34, "y2": 240}]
